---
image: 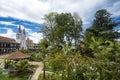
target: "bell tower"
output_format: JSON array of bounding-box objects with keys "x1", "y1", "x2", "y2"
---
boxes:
[
  {"x1": 16, "y1": 25, "x2": 27, "y2": 50},
  {"x1": 16, "y1": 25, "x2": 22, "y2": 43}
]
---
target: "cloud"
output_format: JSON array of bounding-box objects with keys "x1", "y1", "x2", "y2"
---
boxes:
[
  {"x1": 0, "y1": 21, "x2": 17, "y2": 26},
  {"x1": 28, "y1": 32, "x2": 43, "y2": 43},
  {"x1": 107, "y1": 1, "x2": 120, "y2": 17},
  {"x1": 0, "y1": 0, "x2": 49, "y2": 23},
  {"x1": 0, "y1": 0, "x2": 120, "y2": 43},
  {"x1": 0, "y1": 0, "x2": 119, "y2": 25},
  {"x1": 0, "y1": 27, "x2": 43, "y2": 43},
  {"x1": 0, "y1": 28, "x2": 16, "y2": 39},
  {"x1": 116, "y1": 30, "x2": 120, "y2": 33}
]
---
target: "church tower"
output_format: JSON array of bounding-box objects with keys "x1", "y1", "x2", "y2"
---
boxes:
[
  {"x1": 16, "y1": 25, "x2": 27, "y2": 50},
  {"x1": 16, "y1": 25, "x2": 22, "y2": 43}
]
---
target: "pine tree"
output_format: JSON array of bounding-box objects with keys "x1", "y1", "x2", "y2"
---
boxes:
[{"x1": 85, "y1": 9, "x2": 119, "y2": 41}]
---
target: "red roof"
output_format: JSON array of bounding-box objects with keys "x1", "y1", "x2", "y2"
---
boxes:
[
  {"x1": 4, "y1": 51, "x2": 29, "y2": 60},
  {"x1": 0, "y1": 36, "x2": 18, "y2": 43}
]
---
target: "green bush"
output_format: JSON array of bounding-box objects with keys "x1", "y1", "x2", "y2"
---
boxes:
[
  {"x1": 39, "y1": 37, "x2": 120, "y2": 80},
  {"x1": 29, "y1": 52, "x2": 43, "y2": 61},
  {"x1": 39, "y1": 73, "x2": 61, "y2": 80}
]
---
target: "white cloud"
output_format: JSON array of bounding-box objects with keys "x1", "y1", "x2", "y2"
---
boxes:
[
  {"x1": 0, "y1": 21, "x2": 17, "y2": 26},
  {"x1": 0, "y1": 0, "x2": 49, "y2": 23},
  {"x1": 1, "y1": 0, "x2": 119, "y2": 25},
  {"x1": 0, "y1": 28, "x2": 16, "y2": 39},
  {"x1": 116, "y1": 30, "x2": 120, "y2": 33},
  {"x1": 29, "y1": 32, "x2": 43, "y2": 43},
  {"x1": 0, "y1": 0, "x2": 120, "y2": 43},
  {"x1": 107, "y1": 1, "x2": 120, "y2": 17}
]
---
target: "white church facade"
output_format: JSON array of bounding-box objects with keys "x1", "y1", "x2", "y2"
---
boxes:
[
  {"x1": 16, "y1": 25, "x2": 38, "y2": 50},
  {"x1": 16, "y1": 25, "x2": 27, "y2": 50}
]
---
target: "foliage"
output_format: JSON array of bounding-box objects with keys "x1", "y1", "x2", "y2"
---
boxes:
[
  {"x1": 45, "y1": 50, "x2": 120, "y2": 80},
  {"x1": 42, "y1": 12, "x2": 58, "y2": 45},
  {"x1": 20, "y1": 48, "x2": 39, "y2": 53},
  {"x1": 15, "y1": 60, "x2": 30, "y2": 71},
  {"x1": 5, "y1": 60, "x2": 31, "y2": 72},
  {"x1": 41, "y1": 12, "x2": 82, "y2": 46},
  {"x1": 29, "y1": 52, "x2": 44, "y2": 61},
  {"x1": 43, "y1": 37, "x2": 120, "y2": 80},
  {"x1": 84, "y1": 9, "x2": 119, "y2": 41},
  {"x1": 0, "y1": 70, "x2": 32, "y2": 80},
  {"x1": 72, "y1": 13, "x2": 83, "y2": 46},
  {"x1": 39, "y1": 73, "x2": 61, "y2": 80},
  {"x1": 39, "y1": 10, "x2": 120, "y2": 80}
]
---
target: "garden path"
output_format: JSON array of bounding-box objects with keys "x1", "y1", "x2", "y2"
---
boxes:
[{"x1": 30, "y1": 62, "x2": 44, "y2": 80}]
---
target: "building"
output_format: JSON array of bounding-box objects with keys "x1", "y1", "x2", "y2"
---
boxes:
[
  {"x1": 0, "y1": 36, "x2": 19, "y2": 54},
  {"x1": 26, "y1": 38, "x2": 39, "y2": 50},
  {"x1": 16, "y1": 25, "x2": 38, "y2": 50},
  {"x1": 4, "y1": 50, "x2": 29, "y2": 60},
  {"x1": 26, "y1": 38, "x2": 34, "y2": 49},
  {"x1": 16, "y1": 25, "x2": 27, "y2": 50},
  {"x1": 0, "y1": 25, "x2": 38, "y2": 55},
  {"x1": 33, "y1": 43, "x2": 39, "y2": 50}
]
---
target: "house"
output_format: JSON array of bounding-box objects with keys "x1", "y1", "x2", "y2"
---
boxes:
[{"x1": 0, "y1": 36, "x2": 19, "y2": 54}]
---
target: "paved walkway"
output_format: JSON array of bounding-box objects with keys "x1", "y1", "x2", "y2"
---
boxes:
[
  {"x1": 31, "y1": 66, "x2": 43, "y2": 80},
  {"x1": 30, "y1": 62, "x2": 44, "y2": 80}
]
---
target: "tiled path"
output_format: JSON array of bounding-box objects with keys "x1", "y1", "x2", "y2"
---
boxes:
[
  {"x1": 30, "y1": 61, "x2": 52, "y2": 80},
  {"x1": 30, "y1": 62, "x2": 44, "y2": 80}
]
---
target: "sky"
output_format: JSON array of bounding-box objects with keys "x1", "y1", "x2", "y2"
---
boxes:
[{"x1": 0, "y1": 0, "x2": 120, "y2": 43}]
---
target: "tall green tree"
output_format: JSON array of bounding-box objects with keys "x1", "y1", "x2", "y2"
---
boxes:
[
  {"x1": 55, "y1": 13, "x2": 83, "y2": 46},
  {"x1": 55, "y1": 13, "x2": 74, "y2": 44},
  {"x1": 85, "y1": 9, "x2": 119, "y2": 41},
  {"x1": 72, "y1": 13, "x2": 83, "y2": 46},
  {"x1": 42, "y1": 12, "x2": 58, "y2": 45},
  {"x1": 42, "y1": 12, "x2": 83, "y2": 47}
]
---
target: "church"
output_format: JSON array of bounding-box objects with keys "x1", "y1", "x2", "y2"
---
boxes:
[
  {"x1": 16, "y1": 25, "x2": 34, "y2": 50},
  {"x1": 16, "y1": 25, "x2": 27, "y2": 50},
  {"x1": 0, "y1": 25, "x2": 38, "y2": 54}
]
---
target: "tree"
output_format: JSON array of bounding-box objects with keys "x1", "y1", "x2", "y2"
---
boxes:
[
  {"x1": 38, "y1": 39, "x2": 49, "y2": 79},
  {"x1": 55, "y1": 13, "x2": 83, "y2": 46},
  {"x1": 42, "y1": 12, "x2": 58, "y2": 45},
  {"x1": 55, "y1": 13, "x2": 74, "y2": 44},
  {"x1": 84, "y1": 9, "x2": 119, "y2": 41},
  {"x1": 72, "y1": 13, "x2": 83, "y2": 46},
  {"x1": 42, "y1": 12, "x2": 83, "y2": 47}
]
